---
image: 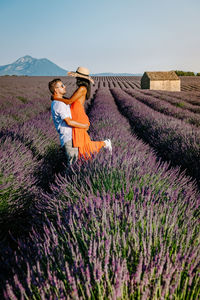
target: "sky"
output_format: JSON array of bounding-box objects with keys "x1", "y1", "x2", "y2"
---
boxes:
[{"x1": 0, "y1": 0, "x2": 200, "y2": 73}]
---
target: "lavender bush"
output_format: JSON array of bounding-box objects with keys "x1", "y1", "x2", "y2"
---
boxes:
[
  {"x1": 123, "y1": 88, "x2": 200, "y2": 127},
  {"x1": 0, "y1": 136, "x2": 39, "y2": 236},
  {"x1": 1, "y1": 88, "x2": 199, "y2": 299},
  {"x1": 154, "y1": 90, "x2": 200, "y2": 106},
  {"x1": 111, "y1": 88, "x2": 200, "y2": 184},
  {"x1": 0, "y1": 77, "x2": 200, "y2": 299},
  {"x1": 141, "y1": 89, "x2": 200, "y2": 114},
  {"x1": 4, "y1": 188, "x2": 200, "y2": 299},
  {"x1": 180, "y1": 76, "x2": 200, "y2": 92}
]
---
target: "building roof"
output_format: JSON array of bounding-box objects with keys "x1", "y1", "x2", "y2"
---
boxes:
[{"x1": 144, "y1": 71, "x2": 180, "y2": 81}]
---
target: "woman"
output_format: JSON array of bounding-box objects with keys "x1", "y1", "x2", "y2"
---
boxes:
[{"x1": 57, "y1": 66, "x2": 112, "y2": 159}]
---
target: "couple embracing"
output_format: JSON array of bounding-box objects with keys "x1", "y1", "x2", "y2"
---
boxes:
[{"x1": 49, "y1": 67, "x2": 112, "y2": 166}]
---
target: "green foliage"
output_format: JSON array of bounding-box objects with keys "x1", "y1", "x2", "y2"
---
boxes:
[
  {"x1": 175, "y1": 70, "x2": 195, "y2": 76},
  {"x1": 17, "y1": 96, "x2": 28, "y2": 103},
  {"x1": 0, "y1": 174, "x2": 15, "y2": 214},
  {"x1": 175, "y1": 102, "x2": 185, "y2": 108}
]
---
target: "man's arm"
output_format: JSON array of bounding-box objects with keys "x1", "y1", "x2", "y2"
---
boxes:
[{"x1": 64, "y1": 117, "x2": 89, "y2": 130}]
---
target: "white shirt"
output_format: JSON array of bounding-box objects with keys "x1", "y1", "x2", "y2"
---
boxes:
[{"x1": 51, "y1": 100, "x2": 72, "y2": 146}]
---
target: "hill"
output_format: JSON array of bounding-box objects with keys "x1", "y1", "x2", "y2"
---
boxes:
[
  {"x1": 0, "y1": 56, "x2": 142, "y2": 76},
  {"x1": 0, "y1": 55, "x2": 67, "y2": 76}
]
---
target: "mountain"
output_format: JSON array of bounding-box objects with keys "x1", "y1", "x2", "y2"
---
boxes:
[
  {"x1": 0, "y1": 55, "x2": 141, "y2": 76},
  {"x1": 0, "y1": 55, "x2": 67, "y2": 76}
]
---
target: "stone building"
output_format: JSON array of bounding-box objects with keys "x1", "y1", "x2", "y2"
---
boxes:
[{"x1": 141, "y1": 71, "x2": 181, "y2": 91}]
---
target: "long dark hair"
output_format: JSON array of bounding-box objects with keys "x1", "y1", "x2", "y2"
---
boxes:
[{"x1": 76, "y1": 77, "x2": 91, "y2": 100}]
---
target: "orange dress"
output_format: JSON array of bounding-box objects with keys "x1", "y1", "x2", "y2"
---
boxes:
[{"x1": 70, "y1": 100, "x2": 105, "y2": 159}]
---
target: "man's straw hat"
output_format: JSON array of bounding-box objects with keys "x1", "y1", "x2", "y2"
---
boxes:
[{"x1": 68, "y1": 66, "x2": 94, "y2": 85}]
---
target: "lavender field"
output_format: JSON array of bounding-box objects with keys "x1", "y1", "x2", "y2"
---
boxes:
[{"x1": 0, "y1": 75, "x2": 200, "y2": 299}]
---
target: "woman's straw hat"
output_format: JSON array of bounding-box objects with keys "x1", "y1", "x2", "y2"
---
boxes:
[{"x1": 68, "y1": 66, "x2": 94, "y2": 84}]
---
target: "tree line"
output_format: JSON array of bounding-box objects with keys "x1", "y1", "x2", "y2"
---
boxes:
[{"x1": 175, "y1": 70, "x2": 200, "y2": 76}]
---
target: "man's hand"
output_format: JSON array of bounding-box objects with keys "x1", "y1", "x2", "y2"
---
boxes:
[
  {"x1": 85, "y1": 124, "x2": 89, "y2": 131},
  {"x1": 64, "y1": 117, "x2": 90, "y2": 130}
]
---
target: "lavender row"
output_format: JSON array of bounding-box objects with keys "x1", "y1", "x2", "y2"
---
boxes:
[
  {"x1": 157, "y1": 90, "x2": 200, "y2": 106},
  {"x1": 181, "y1": 76, "x2": 200, "y2": 92},
  {"x1": 89, "y1": 76, "x2": 141, "y2": 90},
  {"x1": 123, "y1": 88, "x2": 200, "y2": 127},
  {"x1": 111, "y1": 88, "x2": 200, "y2": 184},
  {"x1": 0, "y1": 136, "x2": 39, "y2": 235},
  {"x1": 4, "y1": 189, "x2": 199, "y2": 299},
  {"x1": 149, "y1": 89, "x2": 200, "y2": 108},
  {"x1": 0, "y1": 98, "x2": 52, "y2": 130},
  {"x1": 3, "y1": 88, "x2": 200, "y2": 299},
  {"x1": 141, "y1": 89, "x2": 200, "y2": 114}
]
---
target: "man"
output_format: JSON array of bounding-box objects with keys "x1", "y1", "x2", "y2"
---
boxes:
[{"x1": 49, "y1": 78, "x2": 89, "y2": 165}]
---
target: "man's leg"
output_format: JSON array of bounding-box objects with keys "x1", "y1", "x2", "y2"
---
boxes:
[{"x1": 63, "y1": 140, "x2": 78, "y2": 165}]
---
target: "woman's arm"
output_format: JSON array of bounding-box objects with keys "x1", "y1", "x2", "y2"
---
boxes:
[
  {"x1": 70, "y1": 86, "x2": 87, "y2": 105},
  {"x1": 77, "y1": 86, "x2": 87, "y2": 106},
  {"x1": 56, "y1": 86, "x2": 87, "y2": 105}
]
